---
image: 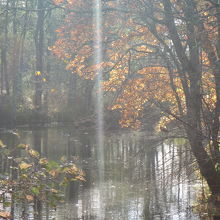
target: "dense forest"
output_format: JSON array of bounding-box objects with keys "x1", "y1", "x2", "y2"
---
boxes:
[
  {"x1": 0, "y1": 0, "x2": 106, "y2": 126},
  {"x1": 1, "y1": 0, "x2": 220, "y2": 219}
]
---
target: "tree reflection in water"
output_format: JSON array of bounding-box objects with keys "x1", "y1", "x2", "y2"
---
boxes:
[{"x1": 0, "y1": 128, "x2": 200, "y2": 219}]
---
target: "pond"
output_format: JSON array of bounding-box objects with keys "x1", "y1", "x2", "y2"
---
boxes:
[{"x1": 0, "y1": 127, "x2": 201, "y2": 219}]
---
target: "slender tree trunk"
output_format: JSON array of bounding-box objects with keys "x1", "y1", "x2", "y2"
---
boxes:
[
  {"x1": 34, "y1": 0, "x2": 45, "y2": 111},
  {"x1": 43, "y1": 9, "x2": 53, "y2": 116},
  {"x1": 170, "y1": 143, "x2": 174, "y2": 201},
  {"x1": 17, "y1": 0, "x2": 29, "y2": 107},
  {"x1": 1, "y1": 0, "x2": 10, "y2": 95},
  {"x1": 1, "y1": 50, "x2": 4, "y2": 95}
]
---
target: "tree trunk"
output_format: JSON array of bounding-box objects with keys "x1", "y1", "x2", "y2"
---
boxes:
[
  {"x1": 1, "y1": 0, "x2": 10, "y2": 95},
  {"x1": 162, "y1": 0, "x2": 220, "y2": 195},
  {"x1": 34, "y1": 0, "x2": 45, "y2": 111},
  {"x1": 11, "y1": 0, "x2": 22, "y2": 107},
  {"x1": 187, "y1": 129, "x2": 220, "y2": 194}
]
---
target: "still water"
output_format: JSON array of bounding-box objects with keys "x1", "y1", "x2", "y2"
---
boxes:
[{"x1": 0, "y1": 127, "x2": 200, "y2": 219}]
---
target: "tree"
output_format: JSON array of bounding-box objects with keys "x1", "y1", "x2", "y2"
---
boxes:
[
  {"x1": 0, "y1": 0, "x2": 10, "y2": 95},
  {"x1": 52, "y1": 0, "x2": 220, "y2": 195},
  {"x1": 34, "y1": 0, "x2": 45, "y2": 111}
]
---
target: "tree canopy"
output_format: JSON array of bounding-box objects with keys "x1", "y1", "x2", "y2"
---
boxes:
[{"x1": 52, "y1": 0, "x2": 220, "y2": 195}]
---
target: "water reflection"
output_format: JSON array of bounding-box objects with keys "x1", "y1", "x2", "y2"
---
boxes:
[{"x1": 0, "y1": 128, "x2": 200, "y2": 219}]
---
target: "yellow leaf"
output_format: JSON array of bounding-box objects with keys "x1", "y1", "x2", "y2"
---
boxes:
[
  {"x1": 0, "y1": 211, "x2": 11, "y2": 219},
  {"x1": 19, "y1": 162, "x2": 32, "y2": 170},
  {"x1": 42, "y1": 78, "x2": 47, "y2": 82},
  {"x1": 111, "y1": 104, "x2": 122, "y2": 110},
  {"x1": 0, "y1": 140, "x2": 5, "y2": 148},
  {"x1": 39, "y1": 158, "x2": 48, "y2": 165},
  {"x1": 35, "y1": 71, "x2": 41, "y2": 76},
  {"x1": 28, "y1": 149, "x2": 40, "y2": 158},
  {"x1": 17, "y1": 144, "x2": 28, "y2": 149},
  {"x1": 64, "y1": 165, "x2": 78, "y2": 174},
  {"x1": 75, "y1": 175, "x2": 86, "y2": 181},
  {"x1": 50, "y1": 188, "x2": 58, "y2": 193},
  {"x1": 21, "y1": 174, "x2": 28, "y2": 179}
]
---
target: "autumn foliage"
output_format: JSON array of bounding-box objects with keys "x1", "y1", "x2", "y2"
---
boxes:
[
  {"x1": 51, "y1": 0, "x2": 216, "y2": 129},
  {"x1": 51, "y1": 0, "x2": 220, "y2": 194}
]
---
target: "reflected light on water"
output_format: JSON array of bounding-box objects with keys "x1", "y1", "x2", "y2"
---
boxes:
[{"x1": 0, "y1": 128, "x2": 201, "y2": 219}]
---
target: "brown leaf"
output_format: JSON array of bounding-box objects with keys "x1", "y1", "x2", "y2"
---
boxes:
[{"x1": 0, "y1": 211, "x2": 11, "y2": 219}]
